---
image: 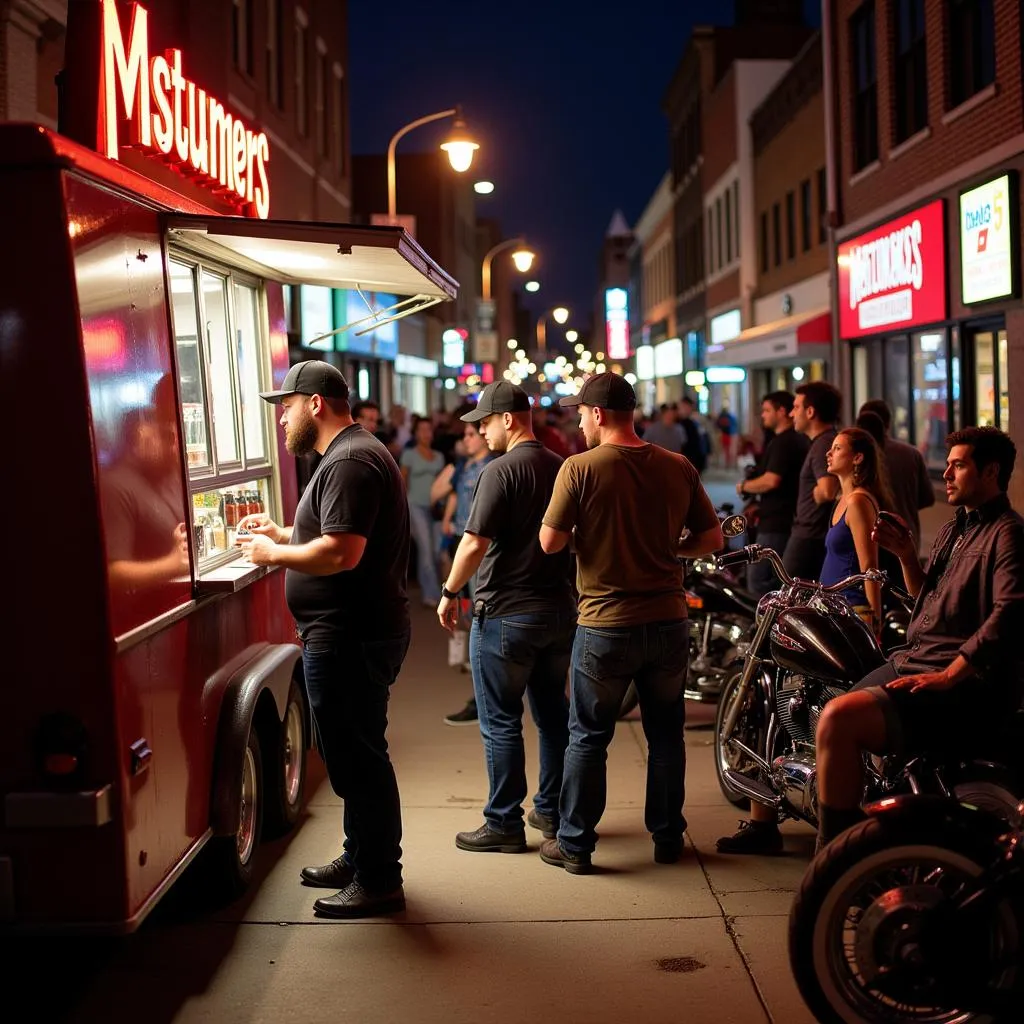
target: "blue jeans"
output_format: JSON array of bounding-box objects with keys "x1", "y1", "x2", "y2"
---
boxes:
[
  {"x1": 559, "y1": 620, "x2": 689, "y2": 854},
  {"x1": 469, "y1": 610, "x2": 575, "y2": 832},
  {"x1": 302, "y1": 630, "x2": 410, "y2": 892},
  {"x1": 747, "y1": 529, "x2": 789, "y2": 596},
  {"x1": 408, "y1": 503, "x2": 441, "y2": 602}
]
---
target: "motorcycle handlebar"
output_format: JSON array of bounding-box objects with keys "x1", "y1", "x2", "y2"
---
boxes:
[{"x1": 715, "y1": 544, "x2": 888, "y2": 595}]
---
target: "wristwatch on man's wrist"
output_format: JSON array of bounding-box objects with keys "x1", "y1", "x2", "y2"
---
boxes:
[{"x1": 440, "y1": 583, "x2": 459, "y2": 600}]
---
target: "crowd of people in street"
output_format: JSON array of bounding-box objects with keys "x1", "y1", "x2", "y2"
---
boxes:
[{"x1": 235, "y1": 357, "x2": 1023, "y2": 922}]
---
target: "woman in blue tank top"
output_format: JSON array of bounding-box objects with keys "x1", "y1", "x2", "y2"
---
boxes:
[{"x1": 821, "y1": 427, "x2": 893, "y2": 634}]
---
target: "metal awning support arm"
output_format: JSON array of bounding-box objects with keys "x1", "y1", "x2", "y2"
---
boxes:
[{"x1": 306, "y1": 294, "x2": 444, "y2": 346}]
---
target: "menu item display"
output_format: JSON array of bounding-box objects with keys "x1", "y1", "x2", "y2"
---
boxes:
[{"x1": 192, "y1": 481, "x2": 268, "y2": 562}]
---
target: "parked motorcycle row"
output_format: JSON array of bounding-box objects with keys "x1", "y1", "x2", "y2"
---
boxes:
[
  {"x1": 622, "y1": 509, "x2": 1024, "y2": 1023},
  {"x1": 701, "y1": 533, "x2": 1024, "y2": 1024}
]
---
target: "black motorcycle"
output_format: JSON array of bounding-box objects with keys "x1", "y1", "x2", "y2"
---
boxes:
[
  {"x1": 711, "y1": 543, "x2": 1019, "y2": 824},
  {"x1": 789, "y1": 789, "x2": 1024, "y2": 1023}
]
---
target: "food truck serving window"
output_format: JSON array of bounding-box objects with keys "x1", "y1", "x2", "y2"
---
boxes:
[{"x1": 169, "y1": 257, "x2": 275, "y2": 566}]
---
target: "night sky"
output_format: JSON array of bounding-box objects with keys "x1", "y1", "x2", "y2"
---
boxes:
[{"x1": 348, "y1": 1, "x2": 820, "y2": 332}]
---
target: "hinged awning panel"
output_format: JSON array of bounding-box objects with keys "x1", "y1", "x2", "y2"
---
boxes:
[{"x1": 163, "y1": 215, "x2": 458, "y2": 301}]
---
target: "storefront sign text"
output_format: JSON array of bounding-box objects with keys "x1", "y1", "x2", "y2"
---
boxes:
[
  {"x1": 960, "y1": 173, "x2": 1016, "y2": 305},
  {"x1": 100, "y1": 0, "x2": 271, "y2": 218},
  {"x1": 837, "y1": 200, "x2": 945, "y2": 338}
]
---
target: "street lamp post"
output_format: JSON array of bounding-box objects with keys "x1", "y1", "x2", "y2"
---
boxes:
[
  {"x1": 386, "y1": 106, "x2": 479, "y2": 221},
  {"x1": 481, "y1": 238, "x2": 535, "y2": 302},
  {"x1": 535, "y1": 306, "x2": 569, "y2": 354}
]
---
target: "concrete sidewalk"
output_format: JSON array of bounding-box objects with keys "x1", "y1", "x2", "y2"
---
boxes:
[{"x1": 44, "y1": 602, "x2": 820, "y2": 1024}]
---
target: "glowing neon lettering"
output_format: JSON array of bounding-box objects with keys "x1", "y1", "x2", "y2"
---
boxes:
[{"x1": 100, "y1": 0, "x2": 270, "y2": 217}]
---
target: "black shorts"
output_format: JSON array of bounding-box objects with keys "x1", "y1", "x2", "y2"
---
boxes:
[{"x1": 854, "y1": 663, "x2": 986, "y2": 757}]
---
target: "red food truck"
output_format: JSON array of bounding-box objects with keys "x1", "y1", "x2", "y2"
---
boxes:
[{"x1": 0, "y1": 113, "x2": 456, "y2": 931}]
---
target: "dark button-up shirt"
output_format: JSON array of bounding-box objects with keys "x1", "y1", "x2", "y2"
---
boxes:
[{"x1": 893, "y1": 494, "x2": 1024, "y2": 685}]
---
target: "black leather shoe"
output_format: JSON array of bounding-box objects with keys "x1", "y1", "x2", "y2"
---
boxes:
[
  {"x1": 313, "y1": 882, "x2": 406, "y2": 919},
  {"x1": 716, "y1": 820, "x2": 783, "y2": 855},
  {"x1": 455, "y1": 823, "x2": 528, "y2": 853},
  {"x1": 527, "y1": 809, "x2": 557, "y2": 839},
  {"x1": 654, "y1": 840, "x2": 683, "y2": 864},
  {"x1": 300, "y1": 854, "x2": 355, "y2": 888}
]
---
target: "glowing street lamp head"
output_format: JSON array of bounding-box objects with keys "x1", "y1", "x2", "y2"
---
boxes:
[
  {"x1": 511, "y1": 248, "x2": 535, "y2": 274},
  {"x1": 524, "y1": 280, "x2": 540, "y2": 293},
  {"x1": 552, "y1": 306, "x2": 569, "y2": 325},
  {"x1": 440, "y1": 114, "x2": 479, "y2": 173}
]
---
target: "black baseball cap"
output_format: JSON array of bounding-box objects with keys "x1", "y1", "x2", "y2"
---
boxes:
[
  {"x1": 460, "y1": 381, "x2": 532, "y2": 422},
  {"x1": 259, "y1": 360, "x2": 350, "y2": 403},
  {"x1": 559, "y1": 371, "x2": 637, "y2": 411}
]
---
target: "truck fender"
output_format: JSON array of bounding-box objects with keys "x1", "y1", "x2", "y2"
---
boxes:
[{"x1": 209, "y1": 643, "x2": 302, "y2": 837}]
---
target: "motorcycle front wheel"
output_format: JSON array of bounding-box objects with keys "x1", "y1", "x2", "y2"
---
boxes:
[
  {"x1": 713, "y1": 671, "x2": 758, "y2": 809},
  {"x1": 789, "y1": 816, "x2": 1023, "y2": 1024}
]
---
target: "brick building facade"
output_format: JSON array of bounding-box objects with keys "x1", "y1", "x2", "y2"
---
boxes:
[{"x1": 829, "y1": 0, "x2": 1024, "y2": 501}]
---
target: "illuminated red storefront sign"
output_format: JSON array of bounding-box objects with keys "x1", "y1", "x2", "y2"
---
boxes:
[
  {"x1": 837, "y1": 200, "x2": 946, "y2": 338},
  {"x1": 100, "y1": 0, "x2": 270, "y2": 218}
]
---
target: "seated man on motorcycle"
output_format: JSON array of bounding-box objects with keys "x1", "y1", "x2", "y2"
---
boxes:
[{"x1": 718, "y1": 426, "x2": 1024, "y2": 856}]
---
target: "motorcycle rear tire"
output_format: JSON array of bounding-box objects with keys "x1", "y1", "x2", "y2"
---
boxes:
[{"x1": 789, "y1": 815, "x2": 1023, "y2": 1024}]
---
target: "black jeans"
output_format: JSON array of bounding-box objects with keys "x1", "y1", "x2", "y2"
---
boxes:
[{"x1": 302, "y1": 630, "x2": 411, "y2": 891}]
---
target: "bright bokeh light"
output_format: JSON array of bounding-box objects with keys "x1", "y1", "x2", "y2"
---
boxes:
[
  {"x1": 582, "y1": 350, "x2": 592, "y2": 361},
  {"x1": 565, "y1": 329, "x2": 578, "y2": 343},
  {"x1": 596, "y1": 352, "x2": 605, "y2": 361},
  {"x1": 792, "y1": 366, "x2": 806, "y2": 381},
  {"x1": 574, "y1": 343, "x2": 584, "y2": 354},
  {"x1": 527, "y1": 362, "x2": 537, "y2": 373},
  {"x1": 524, "y1": 280, "x2": 540, "y2": 293},
  {"x1": 556, "y1": 355, "x2": 567, "y2": 365},
  {"x1": 473, "y1": 180, "x2": 495, "y2": 195},
  {"x1": 596, "y1": 363, "x2": 606, "y2": 374},
  {"x1": 507, "y1": 338, "x2": 518, "y2": 349},
  {"x1": 511, "y1": 249, "x2": 535, "y2": 273},
  {"x1": 625, "y1": 373, "x2": 638, "y2": 385},
  {"x1": 516, "y1": 349, "x2": 526, "y2": 360},
  {"x1": 552, "y1": 307, "x2": 569, "y2": 325}
]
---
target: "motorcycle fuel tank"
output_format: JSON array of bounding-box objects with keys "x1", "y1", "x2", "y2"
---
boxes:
[{"x1": 770, "y1": 603, "x2": 885, "y2": 683}]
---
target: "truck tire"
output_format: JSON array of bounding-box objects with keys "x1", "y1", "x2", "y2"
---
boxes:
[
  {"x1": 208, "y1": 726, "x2": 263, "y2": 898},
  {"x1": 264, "y1": 679, "x2": 308, "y2": 836}
]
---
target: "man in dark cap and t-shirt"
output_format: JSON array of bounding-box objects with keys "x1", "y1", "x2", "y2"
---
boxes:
[
  {"x1": 437, "y1": 381, "x2": 576, "y2": 853},
  {"x1": 539, "y1": 372, "x2": 724, "y2": 873},
  {"x1": 238, "y1": 360, "x2": 411, "y2": 919}
]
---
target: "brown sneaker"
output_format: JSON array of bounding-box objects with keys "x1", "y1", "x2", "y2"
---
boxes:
[{"x1": 539, "y1": 838, "x2": 592, "y2": 875}]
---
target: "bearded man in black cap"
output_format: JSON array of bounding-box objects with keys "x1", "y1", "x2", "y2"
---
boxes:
[
  {"x1": 437, "y1": 381, "x2": 576, "y2": 855},
  {"x1": 538, "y1": 372, "x2": 724, "y2": 874},
  {"x1": 238, "y1": 360, "x2": 410, "y2": 919}
]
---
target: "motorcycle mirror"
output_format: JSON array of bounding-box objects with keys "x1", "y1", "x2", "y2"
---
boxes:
[{"x1": 721, "y1": 514, "x2": 747, "y2": 538}]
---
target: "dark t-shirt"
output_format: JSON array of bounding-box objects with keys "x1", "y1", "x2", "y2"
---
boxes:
[
  {"x1": 465, "y1": 441, "x2": 574, "y2": 617},
  {"x1": 285, "y1": 424, "x2": 410, "y2": 641},
  {"x1": 791, "y1": 428, "x2": 837, "y2": 541},
  {"x1": 758, "y1": 428, "x2": 810, "y2": 532}
]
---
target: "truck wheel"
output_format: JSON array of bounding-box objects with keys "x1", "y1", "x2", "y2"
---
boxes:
[
  {"x1": 264, "y1": 679, "x2": 308, "y2": 836},
  {"x1": 208, "y1": 727, "x2": 263, "y2": 897}
]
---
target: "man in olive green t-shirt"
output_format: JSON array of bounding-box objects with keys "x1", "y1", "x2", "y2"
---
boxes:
[{"x1": 538, "y1": 373, "x2": 724, "y2": 873}]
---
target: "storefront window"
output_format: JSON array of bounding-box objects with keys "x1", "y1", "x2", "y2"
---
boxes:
[
  {"x1": 885, "y1": 336, "x2": 911, "y2": 443},
  {"x1": 973, "y1": 327, "x2": 1009, "y2": 430},
  {"x1": 950, "y1": 326, "x2": 962, "y2": 431},
  {"x1": 912, "y1": 330, "x2": 948, "y2": 472},
  {"x1": 192, "y1": 480, "x2": 271, "y2": 560}
]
